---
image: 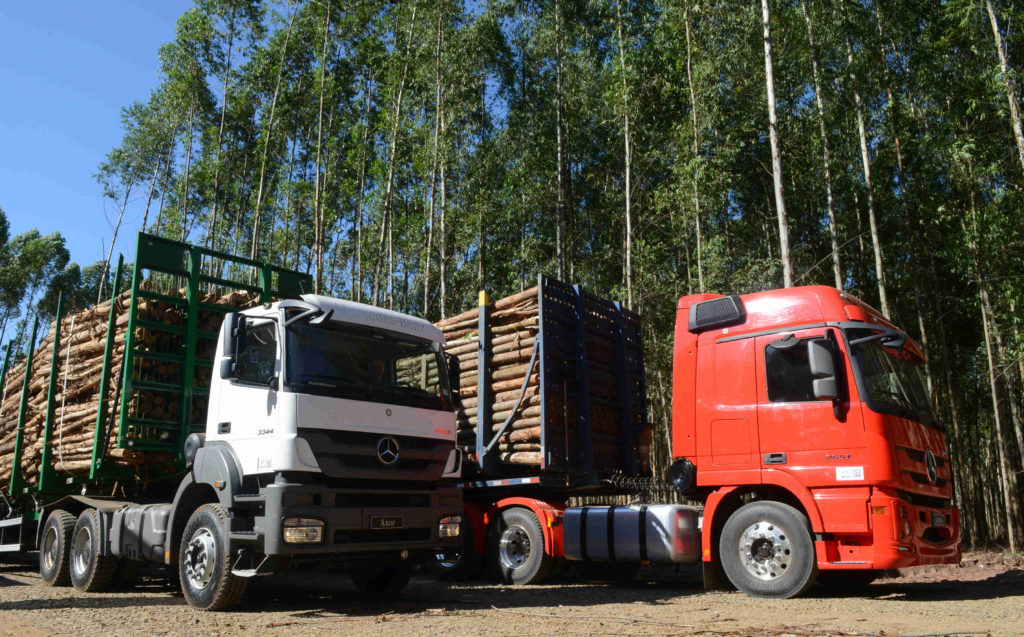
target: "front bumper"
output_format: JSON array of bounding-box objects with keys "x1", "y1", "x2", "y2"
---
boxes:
[
  {"x1": 251, "y1": 483, "x2": 461, "y2": 556},
  {"x1": 868, "y1": 488, "x2": 960, "y2": 569}
]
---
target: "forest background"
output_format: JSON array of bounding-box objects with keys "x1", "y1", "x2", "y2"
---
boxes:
[{"x1": 0, "y1": 0, "x2": 1022, "y2": 551}]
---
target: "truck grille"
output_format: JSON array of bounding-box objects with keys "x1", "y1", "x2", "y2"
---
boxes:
[{"x1": 297, "y1": 429, "x2": 451, "y2": 482}]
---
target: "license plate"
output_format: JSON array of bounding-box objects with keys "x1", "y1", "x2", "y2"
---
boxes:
[
  {"x1": 932, "y1": 513, "x2": 946, "y2": 527},
  {"x1": 370, "y1": 516, "x2": 404, "y2": 530}
]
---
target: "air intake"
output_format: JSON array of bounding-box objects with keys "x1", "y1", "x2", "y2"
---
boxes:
[{"x1": 688, "y1": 296, "x2": 746, "y2": 333}]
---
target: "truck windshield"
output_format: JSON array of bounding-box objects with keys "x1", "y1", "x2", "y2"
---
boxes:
[
  {"x1": 285, "y1": 319, "x2": 451, "y2": 411},
  {"x1": 846, "y1": 328, "x2": 937, "y2": 428}
]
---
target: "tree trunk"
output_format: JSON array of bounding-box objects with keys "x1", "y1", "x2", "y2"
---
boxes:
[
  {"x1": 842, "y1": 3, "x2": 889, "y2": 316},
  {"x1": 684, "y1": 3, "x2": 704, "y2": 293},
  {"x1": 967, "y1": 192, "x2": 1018, "y2": 553},
  {"x1": 207, "y1": 5, "x2": 236, "y2": 254},
  {"x1": 615, "y1": 0, "x2": 634, "y2": 309},
  {"x1": 372, "y1": 5, "x2": 417, "y2": 306},
  {"x1": 439, "y1": 120, "x2": 448, "y2": 320},
  {"x1": 762, "y1": 0, "x2": 792, "y2": 288},
  {"x1": 181, "y1": 100, "x2": 196, "y2": 242},
  {"x1": 312, "y1": 0, "x2": 332, "y2": 294},
  {"x1": 985, "y1": 0, "x2": 1024, "y2": 179},
  {"x1": 154, "y1": 132, "x2": 175, "y2": 235},
  {"x1": 355, "y1": 72, "x2": 374, "y2": 303},
  {"x1": 250, "y1": 5, "x2": 296, "y2": 261},
  {"x1": 98, "y1": 178, "x2": 135, "y2": 303},
  {"x1": 424, "y1": 6, "x2": 444, "y2": 317},
  {"x1": 800, "y1": 0, "x2": 842, "y2": 289},
  {"x1": 554, "y1": 0, "x2": 566, "y2": 280}
]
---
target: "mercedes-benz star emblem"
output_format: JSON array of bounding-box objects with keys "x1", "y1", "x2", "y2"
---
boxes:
[
  {"x1": 925, "y1": 450, "x2": 938, "y2": 484},
  {"x1": 377, "y1": 437, "x2": 400, "y2": 466}
]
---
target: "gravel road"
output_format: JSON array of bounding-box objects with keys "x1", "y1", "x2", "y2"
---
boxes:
[{"x1": 1, "y1": 552, "x2": 1021, "y2": 636}]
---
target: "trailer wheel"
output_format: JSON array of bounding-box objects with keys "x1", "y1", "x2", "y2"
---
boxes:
[
  {"x1": 179, "y1": 504, "x2": 247, "y2": 611},
  {"x1": 719, "y1": 501, "x2": 818, "y2": 598},
  {"x1": 351, "y1": 559, "x2": 413, "y2": 596},
  {"x1": 39, "y1": 509, "x2": 76, "y2": 587},
  {"x1": 430, "y1": 518, "x2": 484, "y2": 581},
  {"x1": 491, "y1": 507, "x2": 554, "y2": 585},
  {"x1": 70, "y1": 509, "x2": 117, "y2": 592}
]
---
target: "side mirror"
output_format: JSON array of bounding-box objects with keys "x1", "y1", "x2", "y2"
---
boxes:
[
  {"x1": 446, "y1": 353, "x2": 461, "y2": 405},
  {"x1": 808, "y1": 340, "x2": 838, "y2": 400},
  {"x1": 219, "y1": 313, "x2": 248, "y2": 379},
  {"x1": 223, "y1": 313, "x2": 240, "y2": 357}
]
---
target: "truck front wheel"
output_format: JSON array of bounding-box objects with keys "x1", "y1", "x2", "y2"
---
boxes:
[
  {"x1": 719, "y1": 501, "x2": 817, "y2": 598},
  {"x1": 39, "y1": 509, "x2": 76, "y2": 587},
  {"x1": 179, "y1": 504, "x2": 247, "y2": 611},
  {"x1": 491, "y1": 507, "x2": 554, "y2": 585},
  {"x1": 70, "y1": 509, "x2": 117, "y2": 592}
]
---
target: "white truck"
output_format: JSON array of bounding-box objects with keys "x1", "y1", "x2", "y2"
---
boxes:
[{"x1": 0, "y1": 233, "x2": 462, "y2": 610}]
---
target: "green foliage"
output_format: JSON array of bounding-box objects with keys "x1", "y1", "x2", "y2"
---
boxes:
[{"x1": 81, "y1": 0, "x2": 1024, "y2": 546}]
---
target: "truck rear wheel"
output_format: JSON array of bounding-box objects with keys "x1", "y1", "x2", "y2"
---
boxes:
[
  {"x1": 70, "y1": 509, "x2": 117, "y2": 592},
  {"x1": 179, "y1": 504, "x2": 247, "y2": 611},
  {"x1": 491, "y1": 507, "x2": 554, "y2": 585},
  {"x1": 719, "y1": 501, "x2": 817, "y2": 598},
  {"x1": 430, "y1": 518, "x2": 484, "y2": 581},
  {"x1": 39, "y1": 509, "x2": 76, "y2": 587},
  {"x1": 351, "y1": 559, "x2": 413, "y2": 596}
]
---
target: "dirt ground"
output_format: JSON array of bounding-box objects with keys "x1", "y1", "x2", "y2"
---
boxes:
[{"x1": 1, "y1": 551, "x2": 1021, "y2": 637}]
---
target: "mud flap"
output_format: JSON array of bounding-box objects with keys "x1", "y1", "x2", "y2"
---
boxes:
[{"x1": 702, "y1": 559, "x2": 730, "y2": 590}]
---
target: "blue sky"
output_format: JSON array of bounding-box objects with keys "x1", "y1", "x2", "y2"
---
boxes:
[{"x1": 0, "y1": 1, "x2": 194, "y2": 268}]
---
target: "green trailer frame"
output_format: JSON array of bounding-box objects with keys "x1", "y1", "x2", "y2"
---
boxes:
[{"x1": 1, "y1": 232, "x2": 311, "y2": 510}]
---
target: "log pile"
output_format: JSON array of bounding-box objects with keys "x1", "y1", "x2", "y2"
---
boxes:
[
  {"x1": 0, "y1": 284, "x2": 258, "y2": 490},
  {"x1": 437, "y1": 287, "x2": 544, "y2": 467}
]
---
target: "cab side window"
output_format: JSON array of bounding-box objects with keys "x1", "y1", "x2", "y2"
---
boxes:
[
  {"x1": 235, "y1": 322, "x2": 277, "y2": 385},
  {"x1": 765, "y1": 339, "x2": 819, "y2": 402}
]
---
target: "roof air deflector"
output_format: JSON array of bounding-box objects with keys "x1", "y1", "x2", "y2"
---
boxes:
[{"x1": 688, "y1": 295, "x2": 746, "y2": 333}]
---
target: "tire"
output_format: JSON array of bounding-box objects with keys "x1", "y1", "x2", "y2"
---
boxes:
[
  {"x1": 351, "y1": 560, "x2": 413, "y2": 596},
  {"x1": 574, "y1": 560, "x2": 641, "y2": 583},
  {"x1": 178, "y1": 504, "x2": 247, "y2": 611},
  {"x1": 490, "y1": 507, "x2": 554, "y2": 585},
  {"x1": 719, "y1": 501, "x2": 818, "y2": 599},
  {"x1": 39, "y1": 509, "x2": 76, "y2": 587},
  {"x1": 70, "y1": 509, "x2": 117, "y2": 592},
  {"x1": 430, "y1": 518, "x2": 484, "y2": 581}
]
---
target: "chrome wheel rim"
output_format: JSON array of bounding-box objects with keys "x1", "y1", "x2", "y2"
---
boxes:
[
  {"x1": 42, "y1": 526, "x2": 59, "y2": 572},
  {"x1": 738, "y1": 520, "x2": 793, "y2": 580},
  {"x1": 498, "y1": 524, "x2": 531, "y2": 570},
  {"x1": 72, "y1": 525, "x2": 92, "y2": 578},
  {"x1": 183, "y1": 528, "x2": 217, "y2": 589}
]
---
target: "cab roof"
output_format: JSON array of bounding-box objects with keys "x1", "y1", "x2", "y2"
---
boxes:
[
  {"x1": 297, "y1": 294, "x2": 445, "y2": 344},
  {"x1": 679, "y1": 286, "x2": 919, "y2": 353}
]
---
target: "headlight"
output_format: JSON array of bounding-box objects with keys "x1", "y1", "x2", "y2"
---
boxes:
[
  {"x1": 439, "y1": 516, "x2": 461, "y2": 538},
  {"x1": 283, "y1": 517, "x2": 324, "y2": 543}
]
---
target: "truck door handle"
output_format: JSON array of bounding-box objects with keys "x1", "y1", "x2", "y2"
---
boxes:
[
  {"x1": 764, "y1": 453, "x2": 787, "y2": 465},
  {"x1": 218, "y1": 422, "x2": 231, "y2": 434}
]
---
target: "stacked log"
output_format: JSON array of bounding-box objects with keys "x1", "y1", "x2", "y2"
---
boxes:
[
  {"x1": 438, "y1": 287, "x2": 544, "y2": 467},
  {"x1": 0, "y1": 284, "x2": 258, "y2": 490}
]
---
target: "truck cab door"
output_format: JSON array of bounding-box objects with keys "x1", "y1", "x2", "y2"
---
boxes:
[
  {"x1": 213, "y1": 318, "x2": 281, "y2": 472},
  {"x1": 754, "y1": 327, "x2": 866, "y2": 486},
  {"x1": 695, "y1": 335, "x2": 761, "y2": 485}
]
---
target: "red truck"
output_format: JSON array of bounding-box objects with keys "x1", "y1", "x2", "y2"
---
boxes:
[{"x1": 435, "y1": 279, "x2": 959, "y2": 598}]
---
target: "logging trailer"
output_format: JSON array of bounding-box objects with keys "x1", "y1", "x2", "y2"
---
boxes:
[
  {"x1": 0, "y1": 232, "x2": 462, "y2": 610},
  {"x1": 435, "y1": 278, "x2": 961, "y2": 598}
]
